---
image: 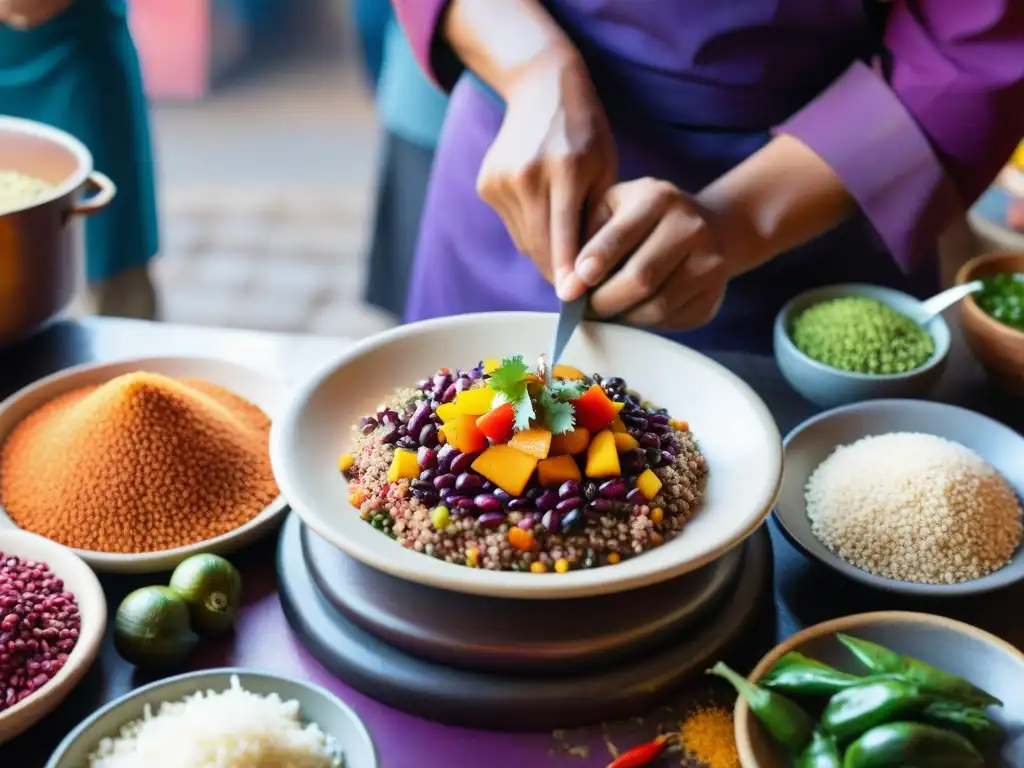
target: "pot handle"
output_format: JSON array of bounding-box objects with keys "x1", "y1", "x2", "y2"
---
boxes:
[{"x1": 69, "y1": 171, "x2": 116, "y2": 217}]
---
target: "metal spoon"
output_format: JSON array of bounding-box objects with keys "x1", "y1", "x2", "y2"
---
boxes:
[{"x1": 915, "y1": 280, "x2": 984, "y2": 325}]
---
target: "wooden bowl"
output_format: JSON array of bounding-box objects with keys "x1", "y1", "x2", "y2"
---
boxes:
[
  {"x1": 734, "y1": 612, "x2": 1024, "y2": 768},
  {"x1": 956, "y1": 251, "x2": 1024, "y2": 395}
]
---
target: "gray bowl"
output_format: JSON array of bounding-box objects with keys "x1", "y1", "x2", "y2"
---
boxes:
[
  {"x1": 46, "y1": 668, "x2": 377, "y2": 767},
  {"x1": 736, "y1": 612, "x2": 1024, "y2": 768},
  {"x1": 775, "y1": 399, "x2": 1024, "y2": 596},
  {"x1": 774, "y1": 283, "x2": 951, "y2": 408}
]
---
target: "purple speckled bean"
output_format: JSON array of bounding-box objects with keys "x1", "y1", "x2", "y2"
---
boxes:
[
  {"x1": 436, "y1": 445, "x2": 457, "y2": 472},
  {"x1": 558, "y1": 480, "x2": 580, "y2": 499},
  {"x1": 561, "y1": 508, "x2": 582, "y2": 530},
  {"x1": 541, "y1": 509, "x2": 562, "y2": 533},
  {"x1": 598, "y1": 479, "x2": 627, "y2": 499},
  {"x1": 535, "y1": 490, "x2": 559, "y2": 511},
  {"x1": 555, "y1": 497, "x2": 582, "y2": 514},
  {"x1": 433, "y1": 473, "x2": 456, "y2": 490},
  {"x1": 493, "y1": 489, "x2": 512, "y2": 505},
  {"x1": 449, "y1": 452, "x2": 478, "y2": 475},
  {"x1": 454, "y1": 377, "x2": 471, "y2": 394},
  {"x1": 648, "y1": 414, "x2": 669, "y2": 426},
  {"x1": 454, "y1": 497, "x2": 477, "y2": 511},
  {"x1": 396, "y1": 436, "x2": 418, "y2": 451},
  {"x1": 588, "y1": 498, "x2": 616, "y2": 514},
  {"x1": 517, "y1": 515, "x2": 537, "y2": 530},
  {"x1": 441, "y1": 383, "x2": 459, "y2": 403},
  {"x1": 622, "y1": 415, "x2": 648, "y2": 431},
  {"x1": 621, "y1": 449, "x2": 645, "y2": 473},
  {"x1": 418, "y1": 422, "x2": 439, "y2": 449},
  {"x1": 455, "y1": 473, "x2": 485, "y2": 494},
  {"x1": 660, "y1": 450, "x2": 676, "y2": 466},
  {"x1": 626, "y1": 488, "x2": 648, "y2": 504},
  {"x1": 478, "y1": 511, "x2": 507, "y2": 529},
  {"x1": 419, "y1": 468, "x2": 437, "y2": 483},
  {"x1": 418, "y1": 447, "x2": 437, "y2": 470},
  {"x1": 473, "y1": 494, "x2": 503, "y2": 513},
  {"x1": 379, "y1": 425, "x2": 400, "y2": 445},
  {"x1": 639, "y1": 433, "x2": 661, "y2": 450},
  {"x1": 507, "y1": 497, "x2": 530, "y2": 511}
]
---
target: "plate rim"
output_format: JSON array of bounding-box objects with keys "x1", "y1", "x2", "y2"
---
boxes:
[
  {"x1": 775, "y1": 398, "x2": 1024, "y2": 596},
  {"x1": 0, "y1": 355, "x2": 288, "y2": 573},
  {"x1": 271, "y1": 311, "x2": 785, "y2": 600}
]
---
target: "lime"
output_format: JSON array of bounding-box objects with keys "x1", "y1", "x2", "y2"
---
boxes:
[
  {"x1": 114, "y1": 586, "x2": 199, "y2": 668},
  {"x1": 169, "y1": 553, "x2": 242, "y2": 636}
]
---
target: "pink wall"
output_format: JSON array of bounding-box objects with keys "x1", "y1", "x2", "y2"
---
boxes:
[{"x1": 128, "y1": 0, "x2": 211, "y2": 100}]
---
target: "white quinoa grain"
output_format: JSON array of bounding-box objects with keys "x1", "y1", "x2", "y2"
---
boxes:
[{"x1": 806, "y1": 432, "x2": 1023, "y2": 584}]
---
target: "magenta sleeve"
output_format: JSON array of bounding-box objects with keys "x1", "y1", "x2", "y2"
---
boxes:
[
  {"x1": 776, "y1": 0, "x2": 1024, "y2": 271},
  {"x1": 392, "y1": 0, "x2": 462, "y2": 90}
]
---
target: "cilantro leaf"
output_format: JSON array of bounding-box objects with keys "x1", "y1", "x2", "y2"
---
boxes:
[
  {"x1": 538, "y1": 387, "x2": 576, "y2": 435},
  {"x1": 488, "y1": 355, "x2": 530, "y2": 395},
  {"x1": 548, "y1": 379, "x2": 586, "y2": 402},
  {"x1": 513, "y1": 388, "x2": 536, "y2": 431}
]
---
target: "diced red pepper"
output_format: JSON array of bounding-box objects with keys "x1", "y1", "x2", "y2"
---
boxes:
[
  {"x1": 476, "y1": 402, "x2": 515, "y2": 444},
  {"x1": 573, "y1": 384, "x2": 618, "y2": 433}
]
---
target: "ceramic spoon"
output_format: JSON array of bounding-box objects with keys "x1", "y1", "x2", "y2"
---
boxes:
[{"x1": 915, "y1": 280, "x2": 984, "y2": 325}]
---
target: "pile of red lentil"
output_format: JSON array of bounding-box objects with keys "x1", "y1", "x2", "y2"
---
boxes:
[{"x1": 0, "y1": 552, "x2": 80, "y2": 711}]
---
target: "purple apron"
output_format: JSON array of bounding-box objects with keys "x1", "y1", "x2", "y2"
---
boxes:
[{"x1": 404, "y1": 1, "x2": 940, "y2": 353}]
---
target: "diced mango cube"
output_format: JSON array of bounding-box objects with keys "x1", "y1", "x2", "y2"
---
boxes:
[
  {"x1": 387, "y1": 448, "x2": 420, "y2": 483},
  {"x1": 636, "y1": 468, "x2": 663, "y2": 501},
  {"x1": 453, "y1": 386, "x2": 496, "y2": 416},
  {"x1": 585, "y1": 429, "x2": 621, "y2": 479}
]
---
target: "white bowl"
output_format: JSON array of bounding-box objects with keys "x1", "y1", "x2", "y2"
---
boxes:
[
  {"x1": 0, "y1": 529, "x2": 106, "y2": 744},
  {"x1": 271, "y1": 312, "x2": 783, "y2": 599},
  {"x1": 0, "y1": 357, "x2": 287, "y2": 573},
  {"x1": 46, "y1": 668, "x2": 378, "y2": 767}
]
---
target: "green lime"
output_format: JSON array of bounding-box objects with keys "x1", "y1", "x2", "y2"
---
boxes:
[
  {"x1": 114, "y1": 585, "x2": 199, "y2": 668},
  {"x1": 169, "y1": 553, "x2": 242, "y2": 636}
]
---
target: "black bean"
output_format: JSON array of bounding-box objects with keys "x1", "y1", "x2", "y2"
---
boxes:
[
  {"x1": 556, "y1": 497, "x2": 582, "y2": 514},
  {"x1": 413, "y1": 489, "x2": 440, "y2": 506},
  {"x1": 433, "y1": 473, "x2": 456, "y2": 490},
  {"x1": 507, "y1": 497, "x2": 530, "y2": 511},
  {"x1": 397, "y1": 436, "x2": 418, "y2": 451},
  {"x1": 604, "y1": 376, "x2": 626, "y2": 389},
  {"x1": 561, "y1": 508, "x2": 582, "y2": 530},
  {"x1": 418, "y1": 447, "x2": 437, "y2": 470},
  {"x1": 621, "y1": 449, "x2": 645, "y2": 474},
  {"x1": 639, "y1": 432, "x2": 661, "y2": 450},
  {"x1": 478, "y1": 511, "x2": 506, "y2": 529},
  {"x1": 598, "y1": 479, "x2": 627, "y2": 499},
  {"x1": 473, "y1": 494, "x2": 503, "y2": 512},
  {"x1": 493, "y1": 489, "x2": 512, "y2": 505},
  {"x1": 527, "y1": 487, "x2": 544, "y2": 502},
  {"x1": 610, "y1": 391, "x2": 627, "y2": 403},
  {"x1": 449, "y1": 452, "x2": 478, "y2": 475},
  {"x1": 455, "y1": 473, "x2": 485, "y2": 494},
  {"x1": 648, "y1": 413, "x2": 669, "y2": 426},
  {"x1": 626, "y1": 488, "x2": 648, "y2": 504},
  {"x1": 660, "y1": 450, "x2": 676, "y2": 466},
  {"x1": 622, "y1": 415, "x2": 648, "y2": 431},
  {"x1": 535, "y1": 490, "x2": 559, "y2": 511},
  {"x1": 645, "y1": 447, "x2": 663, "y2": 466},
  {"x1": 379, "y1": 425, "x2": 400, "y2": 445},
  {"x1": 582, "y1": 481, "x2": 598, "y2": 501},
  {"x1": 588, "y1": 498, "x2": 615, "y2": 514},
  {"x1": 541, "y1": 509, "x2": 562, "y2": 533},
  {"x1": 558, "y1": 480, "x2": 580, "y2": 499},
  {"x1": 419, "y1": 424, "x2": 439, "y2": 448}
]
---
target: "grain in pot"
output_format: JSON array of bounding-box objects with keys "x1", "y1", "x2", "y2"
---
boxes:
[
  {"x1": 0, "y1": 170, "x2": 53, "y2": 215},
  {"x1": 805, "y1": 432, "x2": 1023, "y2": 584}
]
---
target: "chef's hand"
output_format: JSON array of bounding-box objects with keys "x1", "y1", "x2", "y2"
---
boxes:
[
  {"x1": 566, "y1": 177, "x2": 731, "y2": 332},
  {"x1": 476, "y1": 51, "x2": 617, "y2": 293},
  {"x1": 0, "y1": 0, "x2": 74, "y2": 28}
]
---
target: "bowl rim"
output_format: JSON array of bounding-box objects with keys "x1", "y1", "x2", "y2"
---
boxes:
[
  {"x1": 773, "y1": 283, "x2": 951, "y2": 381},
  {"x1": 0, "y1": 116, "x2": 95, "y2": 213},
  {"x1": 0, "y1": 355, "x2": 288, "y2": 574},
  {"x1": 44, "y1": 666, "x2": 378, "y2": 767},
  {"x1": 0, "y1": 529, "x2": 106, "y2": 739},
  {"x1": 734, "y1": 611, "x2": 1024, "y2": 768},
  {"x1": 271, "y1": 311, "x2": 785, "y2": 599},
  {"x1": 955, "y1": 250, "x2": 1024, "y2": 343},
  {"x1": 773, "y1": 398, "x2": 1024, "y2": 596}
]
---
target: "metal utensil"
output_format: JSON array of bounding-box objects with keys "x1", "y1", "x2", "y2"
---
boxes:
[{"x1": 548, "y1": 294, "x2": 588, "y2": 381}]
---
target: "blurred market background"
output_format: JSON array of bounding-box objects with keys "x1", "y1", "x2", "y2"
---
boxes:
[{"x1": 108, "y1": 0, "x2": 1024, "y2": 337}]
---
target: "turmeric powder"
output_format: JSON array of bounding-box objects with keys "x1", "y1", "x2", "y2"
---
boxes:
[
  {"x1": 0, "y1": 372, "x2": 279, "y2": 553},
  {"x1": 678, "y1": 706, "x2": 740, "y2": 768}
]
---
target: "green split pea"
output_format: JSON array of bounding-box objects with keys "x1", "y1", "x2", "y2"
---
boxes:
[{"x1": 790, "y1": 297, "x2": 934, "y2": 375}]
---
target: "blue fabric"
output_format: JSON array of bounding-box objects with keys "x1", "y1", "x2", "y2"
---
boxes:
[
  {"x1": 0, "y1": 0, "x2": 158, "y2": 283},
  {"x1": 376, "y1": 18, "x2": 448, "y2": 150},
  {"x1": 351, "y1": 0, "x2": 392, "y2": 88}
]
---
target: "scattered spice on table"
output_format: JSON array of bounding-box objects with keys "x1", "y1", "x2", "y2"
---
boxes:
[
  {"x1": 678, "y1": 705, "x2": 739, "y2": 768},
  {"x1": 789, "y1": 296, "x2": 935, "y2": 374},
  {"x1": 0, "y1": 552, "x2": 80, "y2": 711},
  {"x1": 0, "y1": 372, "x2": 279, "y2": 553}
]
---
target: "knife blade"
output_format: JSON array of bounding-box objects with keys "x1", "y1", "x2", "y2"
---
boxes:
[{"x1": 549, "y1": 293, "x2": 588, "y2": 375}]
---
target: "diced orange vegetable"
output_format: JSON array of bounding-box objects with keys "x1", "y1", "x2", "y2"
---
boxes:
[
  {"x1": 537, "y1": 455, "x2": 582, "y2": 487},
  {"x1": 671, "y1": 418, "x2": 689, "y2": 432},
  {"x1": 636, "y1": 468, "x2": 663, "y2": 500},
  {"x1": 441, "y1": 414, "x2": 489, "y2": 454},
  {"x1": 436, "y1": 402, "x2": 460, "y2": 423},
  {"x1": 574, "y1": 385, "x2": 618, "y2": 432},
  {"x1": 476, "y1": 402, "x2": 515, "y2": 444},
  {"x1": 472, "y1": 445, "x2": 539, "y2": 496},
  {"x1": 549, "y1": 427, "x2": 591, "y2": 456},
  {"x1": 508, "y1": 428, "x2": 552, "y2": 460},
  {"x1": 483, "y1": 358, "x2": 501, "y2": 374},
  {"x1": 552, "y1": 364, "x2": 586, "y2": 381},
  {"x1": 613, "y1": 432, "x2": 640, "y2": 452},
  {"x1": 508, "y1": 527, "x2": 536, "y2": 552},
  {"x1": 387, "y1": 448, "x2": 420, "y2": 483},
  {"x1": 453, "y1": 386, "x2": 496, "y2": 416},
  {"x1": 611, "y1": 401, "x2": 625, "y2": 413},
  {"x1": 585, "y1": 429, "x2": 621, "y2": 478},
  {"x1": 610, "y1": 416, "x2": 628, "y2": 433}
]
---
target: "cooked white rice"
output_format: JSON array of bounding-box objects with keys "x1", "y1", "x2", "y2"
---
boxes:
[
  {"x1": 806, "y1": 432, "x2": 1023, "y2": 584},
  {"x1": 87, "y1": 675, "x2": 341, "y2": 767},
  {"x1": 0, "y1": 170, "x2": 53, "y2": 215}
]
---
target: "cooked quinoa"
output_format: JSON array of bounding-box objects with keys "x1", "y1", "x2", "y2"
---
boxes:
[
  {"x1": 806, "y1": 432, "x2": 1023, "y2": 584},
  {"x1": 341, "y1": 363, "x2": 709, "y2": 572}
]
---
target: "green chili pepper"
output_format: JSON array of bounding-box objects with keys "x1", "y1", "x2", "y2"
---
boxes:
[
  {"x1": 707, "y1": 661, "x2": 814, "y2": 755},
  {"x1": 796, "y1": 729, "x2": 842, "y2": 768},
  {"x1": 762, "y1": 651, "x2": 874, "y2": 696},
  {"x1": 917, "y1": 699, "x2": 1006, "y2": 748},
  {"x1": 821, "y1": 679, "x2": 930, "y2": 742},
  {"x1": 842, "y1": 722, "x2": 985, "y2": 767},
  {"x1": 836, "y1": 634, "x2": 1001, "y2": 707}
]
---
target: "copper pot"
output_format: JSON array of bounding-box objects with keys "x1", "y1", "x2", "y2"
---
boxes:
[{"x1": 0, "y1": 116, "x2": 116, "y2": 344}]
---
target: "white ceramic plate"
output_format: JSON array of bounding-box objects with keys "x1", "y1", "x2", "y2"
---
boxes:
[
  {"x1": 0, "y1": 529, "x2": 106, "y2": 744},
  {"x1": 0, "y1": 357, "x2": 287, "y2": 573},
  {"x1": 46, "y1": 668, "x2": 378, "y2": 767},
  {"x1": 271, "y1": 312, "x2": 783, "y2": 599}
]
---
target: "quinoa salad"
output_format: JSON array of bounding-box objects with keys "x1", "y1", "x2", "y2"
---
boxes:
[{"x1": 339, "y1": 356, "x2": 708, "y2": 573}]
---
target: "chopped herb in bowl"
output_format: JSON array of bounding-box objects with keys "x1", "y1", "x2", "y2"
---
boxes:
[{"x1": 975, "y1": 273, "x2": 1024, "y2": 332}]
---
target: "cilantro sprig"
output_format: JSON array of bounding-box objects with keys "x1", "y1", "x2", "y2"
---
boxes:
[{"x1": 487, "y1": 355, "x2": 581, "y2": 435}]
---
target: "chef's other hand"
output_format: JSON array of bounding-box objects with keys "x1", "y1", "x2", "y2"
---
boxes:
[
  {"x1": 570, "y1": 177, "x2": 730, "y2": 332},
  {"x1": 0, "y1": 0, "x2": 74, "y2": 28},
  {"x1": 476, "y1": 51, "x2": 617, "y2": 296}
]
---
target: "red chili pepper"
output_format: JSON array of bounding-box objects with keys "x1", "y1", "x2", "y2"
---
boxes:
[{"x1": 606, "y1": 734, "x2": 673, "y2": 768}]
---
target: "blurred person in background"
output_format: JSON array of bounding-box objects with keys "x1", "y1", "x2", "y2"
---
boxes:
[
  {"x1": 394, "y1": 0, "x2": 1024, "y2": 353},
  {"x1": 0, "y1": 0, "x2": 159, "y2": 320},
  {"x1": 353, "y1": 0, "x2": 448, "y2": 320}
]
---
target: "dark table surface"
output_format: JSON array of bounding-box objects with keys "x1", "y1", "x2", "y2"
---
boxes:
[{"x1": 2, "y1": 317, "x2": 1021, "y2": 767}]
